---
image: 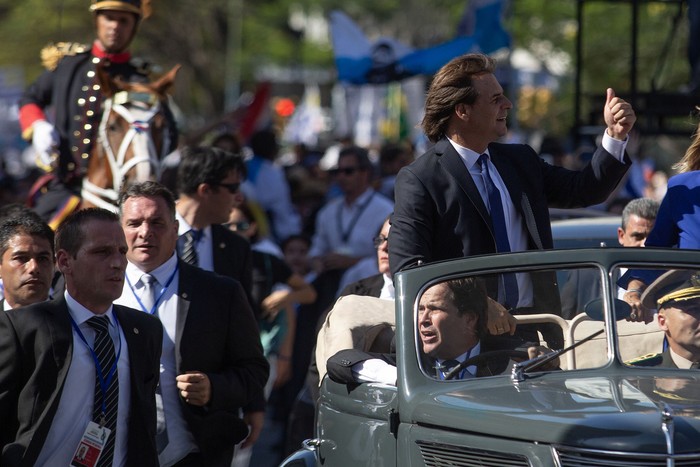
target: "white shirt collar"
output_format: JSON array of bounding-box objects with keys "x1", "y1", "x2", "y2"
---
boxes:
[
  {"x1": 175, "y1": 211, "x2": 211, "y2": 240},
  {"x1": 64, "y1": 290, "x2": 116, "y2": 327},
  {"x1": 438, "y1": 341, "x2": 481, "y2": 367},
  {"x1": 447, "y1": 137, "x2": 490, "y2": 171},
  {"x1": 670, "y1": 348, "x2": 697, "y2": 369},
  {"x1": 126, "y1": 253, "x2": 178, "y2": 288},
  {"x1": 380, "y1": 273, "x2": 395, "y2": 300}
]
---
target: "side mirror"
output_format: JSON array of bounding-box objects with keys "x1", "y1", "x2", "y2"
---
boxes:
[{"x1": 584, "y1": 298, "x2": 631, "y2": 321}]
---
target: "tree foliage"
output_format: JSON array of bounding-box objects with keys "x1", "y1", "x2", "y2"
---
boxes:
[{"x1": 0, "y1": 0, "x2": 691, "y2": 138}]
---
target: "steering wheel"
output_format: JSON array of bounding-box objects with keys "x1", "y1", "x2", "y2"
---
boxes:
[{"x1": 445, "y1": 349, "x2": 529, "y2": 380}]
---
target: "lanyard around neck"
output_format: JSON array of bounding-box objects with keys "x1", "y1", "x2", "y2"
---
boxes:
[
  {"x1": 126, "y1": 263, "x2": 179, "y2": 315},
  {"x1": 70, "y1": 313, "x2": 122, "y2": 417},
  {"x1": 337, "y1": 192, "x2": 375, "y2": 244}
]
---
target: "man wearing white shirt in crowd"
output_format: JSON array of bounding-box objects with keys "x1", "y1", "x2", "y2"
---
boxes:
[{"x1": 309, "y1": 146, "x2": 393, "y2": 296}]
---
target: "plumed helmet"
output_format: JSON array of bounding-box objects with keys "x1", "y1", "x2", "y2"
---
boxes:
[{"x1": 89, "y1": 0, "x2": 151, "y2": 19}]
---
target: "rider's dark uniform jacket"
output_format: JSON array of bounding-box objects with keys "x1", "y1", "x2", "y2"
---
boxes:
[
  {"x1": 19, "y1": 41, "x2": 177, "y2": 224},
  {"x1": 19, "y1": 41, "x2": 160, "y2": 183}
]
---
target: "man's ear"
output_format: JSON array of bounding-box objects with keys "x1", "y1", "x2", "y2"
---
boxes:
[
  {"x1": 55, "y1": 249, "x2": 71, "y2": 275},
  {"x1": 617, "y1": 227, "x2": 625, "y2": 246},
  {"x1": 455, "y1": 103, "x2": 470, "y2": 121},
  {"x1": 196, "y1": 183, "x2": 211, "y2": 197},
  {"x1": 657, "y1": 310, "x2": 669, "y2": 332}
]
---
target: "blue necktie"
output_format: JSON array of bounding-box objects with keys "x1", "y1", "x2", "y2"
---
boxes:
[{"x1": 478, "y1": 154, "x2": 519, "y2": 308}]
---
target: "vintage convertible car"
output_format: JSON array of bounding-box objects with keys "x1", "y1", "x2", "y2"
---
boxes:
[{"x1": 281, "y1": 248, "x2": 700, "y2": 467}]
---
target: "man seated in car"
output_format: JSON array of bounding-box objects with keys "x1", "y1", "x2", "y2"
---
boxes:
[
  {"x1": 628, "y1": 270, "x2": 700, "y2": 368},
  {"x1": 326, "y1": 277, "x2": 557, "y2": 385}
]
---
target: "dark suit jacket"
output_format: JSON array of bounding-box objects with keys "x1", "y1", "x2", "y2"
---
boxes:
[
  {"x1": 210, "y1": 223, "x2": 253, "y2": 293},
  {"x1": 338, "y1": 274, "x2": 385, "y2": 298},
  {"x1": 0, "y1": 298, "x2": 162, "y2": 467},
  {"x1": 389, "y1": 139, "x2": 630, "y2": 276},
  {"x1": 327, "y1": 335, "x2": 533, "y2": 384},
  {"x1": 174, "y1": 261, "x2": 269, "y2": 466}
]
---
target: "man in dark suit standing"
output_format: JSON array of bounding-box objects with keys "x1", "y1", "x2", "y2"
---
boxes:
[
  {"x1": 389, "y1": 53, "x2": 636, "y2": 346},
  {"x1": 116, "y1": 181, "x2": 268, "y2": 466},
  {"x1": 173, "y1": 146, "x2": 265, "y2": 452},
  {"x1": 0, "y1": 208, "x2": 163, "y2": 467},
  {"x1": 174, "y1": 146, "x2": 252, "y2": 291}
]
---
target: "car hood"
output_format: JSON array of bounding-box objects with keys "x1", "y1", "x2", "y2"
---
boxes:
[{"x1": 409, "y1": 373, "x2": 700, "y2": 453}]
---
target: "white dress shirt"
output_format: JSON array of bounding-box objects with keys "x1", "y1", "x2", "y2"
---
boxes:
[
  {"x1": 353, "y1": 342, "x2": 482, "y2": 384},
  {"x1": 447, "y1": 132, "x2": 628, "y2": 307},
  {"x1": 116, "y1": 254, "x2": 199, "y2": 467},
  {"x1": 309, "y1": 188, "x2": 393, "y2": 260},
  {"x1": 36, "y1": 292, "x2": 131, "y2": 467}
]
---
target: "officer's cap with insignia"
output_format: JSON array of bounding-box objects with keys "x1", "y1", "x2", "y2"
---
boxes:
[
  {"x1": 90, "y1": 0, "x2": 152, "y2": 19},
  {"x1": 641, "y1": 269, "x2": 700, "y2": 309}
]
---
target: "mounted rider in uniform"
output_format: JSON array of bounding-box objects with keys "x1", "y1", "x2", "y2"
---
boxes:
[{"x1": 18, "y1": 0, "x2": 177, "y2": 228}]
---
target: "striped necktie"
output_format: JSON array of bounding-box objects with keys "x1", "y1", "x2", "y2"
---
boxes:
[
  {"x1": 179, "y1": 229, "x2": 200, "y2": 266},
  {"x1": 87, "y1": 315, "x2": 118, "y2": 467}
]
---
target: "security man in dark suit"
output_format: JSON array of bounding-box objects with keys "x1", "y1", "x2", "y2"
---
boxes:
[
  {"x1": 173, "y1": 146, "x2": 263, "y2": 450},
  {"x1": 0, "y1": 210, "x2": 55, "y2": 310},
  {"x1": 116, "y1": 181, "x2": 268, "y2": 466},
  {"x1": 174, "y1": 145, "x2": 253, "y2": 293},
  {"x1": 389, "y1": 53, "x2": 636, "y2": 347},
  {"x1": 19, "y1": 0, "x2": 177, "y2": 226},
  {"x1": 0, "y1": 208, "x2": 163, "y2": 467}
]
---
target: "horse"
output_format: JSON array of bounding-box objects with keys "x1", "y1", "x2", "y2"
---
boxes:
[{"x1": 79, "y1": 64, "x2": 180, "y2": 212}]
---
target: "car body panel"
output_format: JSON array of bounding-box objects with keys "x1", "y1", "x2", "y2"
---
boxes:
[
  {"x1": 283, "y1": 247, "x2": 700, "y2": 467},
  {"x1": 315, "y1": 382, "x2": 397, "y2": 466},
  {"x1": 551, "y1": 215, "x2": 620, "y2": 248}
]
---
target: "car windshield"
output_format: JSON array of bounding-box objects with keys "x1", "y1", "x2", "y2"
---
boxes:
[{"x1": 415, "y1": 264, "x2": 700, "y2": 380}]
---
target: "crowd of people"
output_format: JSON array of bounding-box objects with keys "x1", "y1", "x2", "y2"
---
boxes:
[{"x1": 1, "y1": 0, "x2": 700, "y2": 466}]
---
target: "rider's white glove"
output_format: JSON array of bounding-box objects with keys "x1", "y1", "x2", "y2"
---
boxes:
[{"x1": 31, "y1": 120, "x2": 59, "y2": 171}]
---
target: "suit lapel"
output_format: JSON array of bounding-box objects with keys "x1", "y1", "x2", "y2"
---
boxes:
[
  {"x1": 26, "y1": 299, "x2": 74, "y2": 463},
  {"x1": 211, "y1": 224, "x2": 240, "y2": 276},
  {"x1": 174, "y1": 260, "x2": 192, "y2": 372},
  {"x1": 46, "y1": 299, "x2": 73, "y2": 381},
  {"x1": 210, "y1": 225, "x2": 226, "y2": 273},
  {"x1": 489, "y1": 145, "x2": 544, "y2": 250},
  {"x1": 435, "y1": 139, "x2": 491, "y2": 226},
  {"x1": 113, "y1": 305, "x2": 142, "y2": 380}
]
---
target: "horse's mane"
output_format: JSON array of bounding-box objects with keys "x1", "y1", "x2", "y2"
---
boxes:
[{"x1": 104, "y1": 64, "x2": 181, "y2": 100}]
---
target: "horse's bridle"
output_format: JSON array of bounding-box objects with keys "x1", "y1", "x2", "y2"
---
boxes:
[{"x1": 81, "y1": 90, "x2": 171, "y2": 212}]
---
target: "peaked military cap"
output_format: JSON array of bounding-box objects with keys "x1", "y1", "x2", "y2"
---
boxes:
[{"x1": 641, "y1": 270, "x2": 700, "y2": 309}]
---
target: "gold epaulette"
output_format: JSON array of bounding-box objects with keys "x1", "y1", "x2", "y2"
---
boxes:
[
  {"x1": 626, "y1": 352, "x2": 662, "y2": 367},
  {"x1": 40, "y1": 42, "x2": 90, "y2": 71}
]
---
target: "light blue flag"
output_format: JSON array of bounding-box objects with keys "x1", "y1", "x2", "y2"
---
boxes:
[{"x1": 330, "y1": 1, "x2": 510, "y2": 85}]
